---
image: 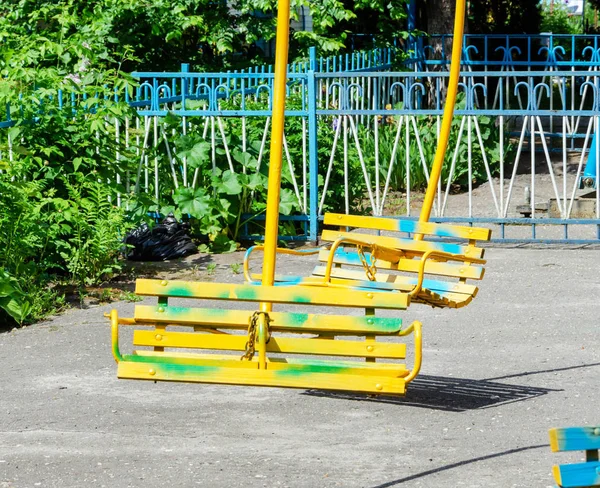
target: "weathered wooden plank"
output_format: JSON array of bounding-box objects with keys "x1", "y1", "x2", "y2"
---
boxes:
[
  {"x1": 550, "y1": 427, "x2": 600, "y2": 452},
  {"x1": 311, "y1": 266, "x2": 478, "y2": 298},
  {"x1": 118, "y1": 358, "x2": 407, "y2": 395},
  {"x1": 135, "y1": 279, "x2": 409, "y2": 310},
  {"x1": 251, "y1": 273, "x2": 474, "y2": 308},
  {"x1": 320, "y1": 230, "x2": 485, "y2": 259},
  {"x1": 552, "y1": 460, "x2": 600, "y2": 487},
  {"x1": 133, "y1": 330, "x2": 407, "y2": 359},
  {"x1": 324, "y1": 213, "x2": 492, "y2": 241},
  {"x1": 134, "y1": 305, "x2": 403, "y2": 334},
  {"x1": 249, "y1": 273, "x2": 474, "y2": 308},
  {"x1": 317, "y1": 249, "x2": 485, "y2": 280},
  {"x1": 132, "y1": 350, "x2": 409, "y2": 377}
]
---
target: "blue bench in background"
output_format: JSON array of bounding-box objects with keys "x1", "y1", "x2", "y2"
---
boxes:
[{"x1": 549, "y1": 426, "x2": 600, "y2": 487}]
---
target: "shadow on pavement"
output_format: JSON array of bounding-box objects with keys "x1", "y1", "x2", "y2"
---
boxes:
[
  {"x1": 484, "y1": 361, "x2": 600, "y2": 381},
  {"x1": 123, "y1": 253, "x2": 214, "y2": 279},
  {"x1": 303, "y1": 374, "x2": 560, "y2": 412},
  {"x1": 368, "y1": 444, "x2": 548, "y2": 487},
  {"x1": 0, "y1": 321, "x2": 16, "y2": 333}
]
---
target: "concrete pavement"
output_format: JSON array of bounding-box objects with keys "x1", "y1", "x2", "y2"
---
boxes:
[{"x1": 0, "y1": 248, "x2": 598, "y2": 487}]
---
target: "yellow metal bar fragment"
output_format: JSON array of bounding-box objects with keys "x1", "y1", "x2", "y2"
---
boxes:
[
  {"x1": 418, "y1": 0, "x2": 466, "y2": 225},
  {"x1": 109, "y1": 309, "x2": 123, "y2": 363},
  {"x1": 258, "y1": 313, "x2": 267, "y2": 369},
  {"x1": 401, "y1": 321, "x2": 422, "y2": 384},
  {"x1": 261, "y1": 0, "x2": 291, "y2": 298}
]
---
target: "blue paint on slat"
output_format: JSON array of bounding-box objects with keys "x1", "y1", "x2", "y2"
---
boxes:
[
  {"x1": 389, "y1": 219, "x2": 463, "y2": 238},
  {"x1": 555, "y1": 461, "x2": 600, "y2": 487},
  {"x1": 554, "y1": 427, "x2": 600, "y2": 451},
  {"x1": 271, "y1": 270, "x2": 461, "y2": 296}
]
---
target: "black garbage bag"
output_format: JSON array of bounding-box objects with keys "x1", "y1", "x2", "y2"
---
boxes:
[{"x1": 125, "y1": 215, "x2": 198, "y2": 261}]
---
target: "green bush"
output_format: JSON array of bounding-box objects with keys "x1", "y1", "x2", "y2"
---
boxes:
[
  {"x1": 316, "y1": 95, "x2": 512, "y2": 214},
  {"x1": 0, "y1": 12, "x2": 137, "y2": 325},
  {"x1": 128, "y1": 108, "x2": 302, "y2": 251},
  {"x1": 0, "y1": 178, "x2": 60, "y2": 325},
  {"x1": 0, "y1": 171, "x2": 132, "y2": 325},
  {"x1": 379, "y1": 109, "x2": 509, "y2": 193},
  {"x1": 541, "y1": 2, "x2": 583, "y2": 34}
]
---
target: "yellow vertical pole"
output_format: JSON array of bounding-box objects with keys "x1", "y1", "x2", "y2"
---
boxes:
[
  {"x1": 261, "y1": 0, "x2": 291, "y2": 310},
  {"x1": 418, "y1": 0, "x2": 466, "y2": 226}
]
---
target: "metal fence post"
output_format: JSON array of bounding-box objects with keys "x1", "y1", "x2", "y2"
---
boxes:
[
  {"x1": 181, "y1": 63, "x2": 190, "y2": 186},
  {"x1": 307, "y1": 46, "x2": 319, "y2": 243},
  {"x1": 408, "y1": 0, "x2": 417, "y2": 62}
]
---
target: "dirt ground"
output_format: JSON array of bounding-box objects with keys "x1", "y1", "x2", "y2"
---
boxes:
[{"x1": 1, "y1": 246, "x2": 599, "y2": 488}]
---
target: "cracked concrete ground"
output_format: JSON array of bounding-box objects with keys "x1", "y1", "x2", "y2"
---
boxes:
[{"x1": 0, "y1": 248, "x2": 599, "y2": 488}]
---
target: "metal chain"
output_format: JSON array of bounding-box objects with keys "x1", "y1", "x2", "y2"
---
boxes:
[
  {"x1": 357, "y1": 245, "x2": 377, "y2": 281},
  {"x1": 240, "y1": 311, "x2": 271, "y2": 361}
]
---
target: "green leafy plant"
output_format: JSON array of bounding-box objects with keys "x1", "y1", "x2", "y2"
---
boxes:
[
  {"x1": 540, "y1": 2, "x2": 583, "y2": 34},
  {"x1": 130, "y1": 110, "x2": 301, "y2": 250},
  {"x1": 374, "y1": 96, "x2": 511, "y2": 194},
  {"x1": 118, "y1": 290, "x2": 143, "y2": 303},
  {"x1": 0, "y1": 1, "x2": 138, "y2": 326},
  {"x1": 0, "y1": 177, "x2": 64, "y2": 325},
  {"x1": 0, "y1": 270, "x2": 31, "y2": 325},
  {"x1": 51, "y1": 178, "x2": 133, "y2": 290}
]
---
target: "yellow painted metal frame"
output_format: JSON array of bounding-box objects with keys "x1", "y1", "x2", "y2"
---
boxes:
[
  {"x1": 244, "y1": 240, "x2": 482, "y2": 302},
  {"x1": 260, "y1": 0, "x2": 468, "y2": 283},
  {"x1": 109, "y1": 309, "x2": 423, "y2": 396},
  {"x1": 261, "y1": 0, "x2": 291, "y2": 295},
  {"x1": 107, "y1": 0, "x2": 470, "y2": 396},
  {"x1": 418, "y1": 0, "x2": 466, "y2": 226}
]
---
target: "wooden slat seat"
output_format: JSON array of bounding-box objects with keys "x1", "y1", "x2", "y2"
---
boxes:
[
  {"x1": 134, "y1": 304, "x2": 404, "y2": 335},
  {"x1": 320, "y1": 229, "x2": 485, "y2": 259},
  {"x1": 108, "y1": 276, "x2": 422, "y2": 396},
  {"x1": 317, "y1": 248, "x2": 485, "y2": 280},
  {"x1": 135, "y1": 279, "x2": 409, "y2": 310},
  {"x1": 250, "y1": 271, "x2": 477, "y2": 308},
  {"x1": 243, "y1": 212, "x2": 491, "y2": 309},
  {"x1": 130, "y1": 350, "x2": 410, "y2": 377},
  {"x1": 549, "y1": 426, "x2": 600, "y2": 487},
  {"x1": 132, "y1": 328, "x2": 407, "y2": 359},
  {"x1": 109, "y1": 213, "x2": 489, "y2": 395}
]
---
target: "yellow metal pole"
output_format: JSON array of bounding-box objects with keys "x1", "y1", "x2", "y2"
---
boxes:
[
  {"x1": 260, "y1": 0, "x2": 291, "y2": 312},
  {"x1": 417, "y1": 0, "x2": 466, "y2": 225}
]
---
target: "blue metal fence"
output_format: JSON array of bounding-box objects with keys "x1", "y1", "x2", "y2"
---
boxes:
[
  {"x1": 2, "y1": 38, "x2": 600, "y2": 244},
  {"x1": 410, "y1": 33, "x2": 600, "y2": 69}
]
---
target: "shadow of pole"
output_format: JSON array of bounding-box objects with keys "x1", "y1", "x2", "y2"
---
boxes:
[
  {"x1": 484, "y1": 361, "x2": 600, "y2": 382},
  {"x1": 369, "y1": 444, "x2": 548, "y2": 488}
]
